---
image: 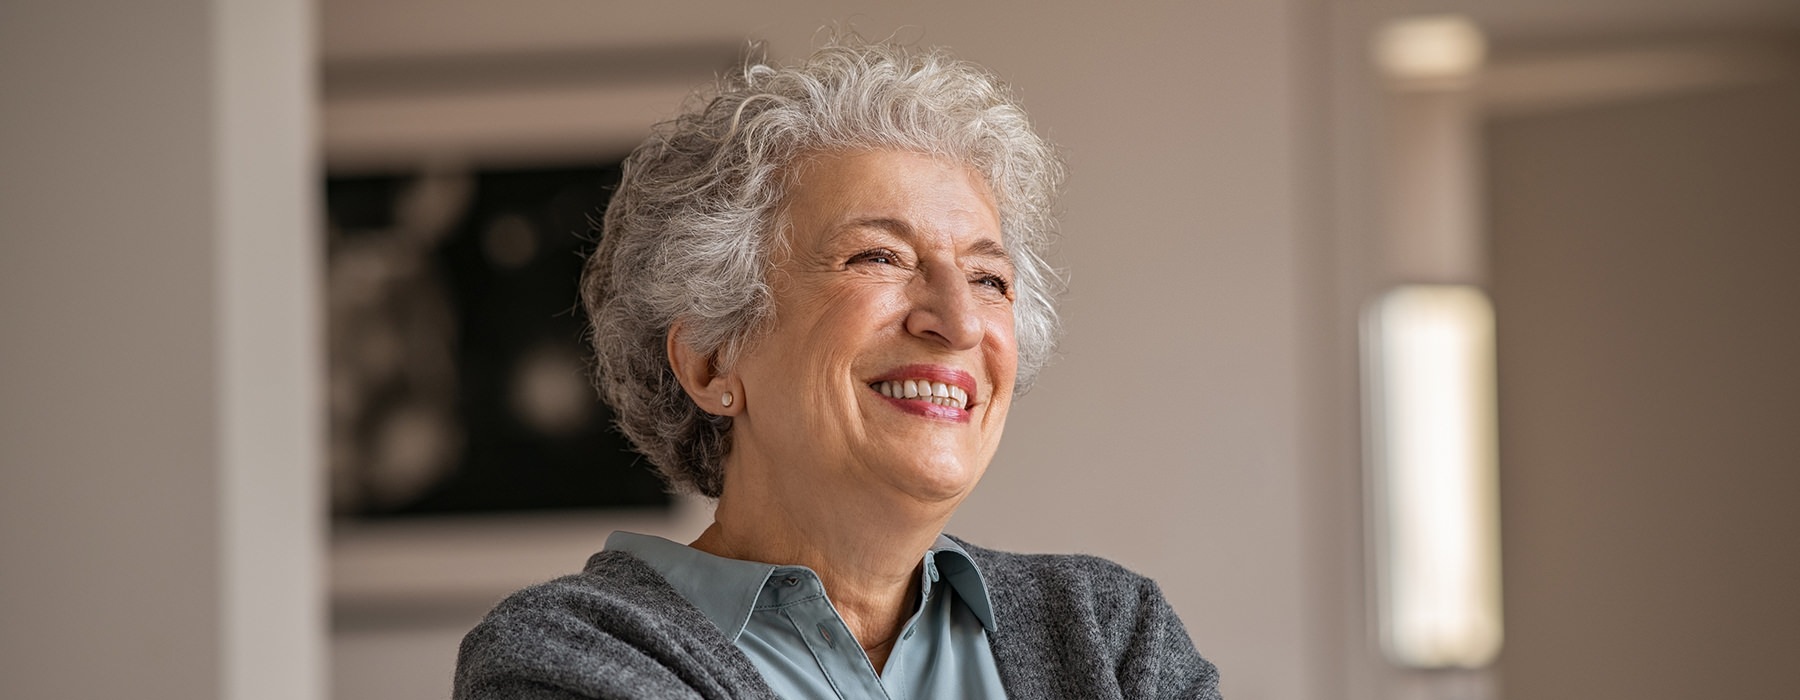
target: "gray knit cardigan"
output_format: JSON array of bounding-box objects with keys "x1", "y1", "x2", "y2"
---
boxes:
[{"x1": 454, "y1": 537, "x2": 1221, "y2": 699}]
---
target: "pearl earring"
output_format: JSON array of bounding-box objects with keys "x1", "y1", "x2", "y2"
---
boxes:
[{"x1": 721, "y1": 392, "x2": 734, "y2": 407}]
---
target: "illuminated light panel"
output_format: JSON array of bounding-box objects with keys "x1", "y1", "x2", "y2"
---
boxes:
[
  {"x1": 1363, "y1": 285, "x2": 1503, "y2": 669},
  {"x1": 1374, "y1": 14, "x2": 1487, "y2": 85}
]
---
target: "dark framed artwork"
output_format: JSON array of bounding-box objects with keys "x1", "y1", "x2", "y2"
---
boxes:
[{"x1": 324, "y1": 161, "x2": 670, "y2": 518}]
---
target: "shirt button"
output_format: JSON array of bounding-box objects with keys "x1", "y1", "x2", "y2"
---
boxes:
[
  {"x1": 817, "y1": 623, "x2": 835, "y2": 647},
  {"x1": 783, "y1": 577, "x2": 799, "y2": 586},
  {"x1": 903, "y1": 627, "x2": 915, "y2": 640}
]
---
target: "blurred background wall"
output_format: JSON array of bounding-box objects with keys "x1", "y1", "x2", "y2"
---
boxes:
[
  {"x1": 4, "y1": 1, "x2": 1798, "y2": 699},
  {"x1": 1486, "y1": 63, "x2": 1800, "y2": 699},
  {"x1": 2, "y1": 1, "x2": 319, "y2": 699}
]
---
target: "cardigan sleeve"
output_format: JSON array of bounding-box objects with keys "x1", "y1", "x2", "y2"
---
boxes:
[
  {"x1": 958, "y1": 539, "x2": 1223, "y2": 699},
  {"x1": 452, "y1": 578, "x2": 707, "y2": 700},
  {"x1": 452, "y1": 559, "x2": 779, "y2": 700},
  {"x1": 1118, "y1": 577, "x2": 1222, "y2": 699}
]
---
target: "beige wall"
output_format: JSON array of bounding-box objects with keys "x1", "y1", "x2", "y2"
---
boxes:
[
  {"x1": 1488, "y1": 75, "x2": 1800, "y2": 699},
  {"x1": 0, "y1": 1, "x2": 321, "y2": 699},
  {"x1": 1321, "y1": 2, "x2": 1800, "y2": 697},
  {"x1": 1, "y1": 4, "x2": 220, "y2": 697}
]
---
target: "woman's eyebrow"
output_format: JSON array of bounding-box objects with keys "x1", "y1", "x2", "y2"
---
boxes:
[
  {"x1": 963, "y1": 238, "x2": 1015, "y2": 270},
  {"x1": 833, "y1": 217, "x2": 910, "y2": 238},
  {"x1": 818, "y1": 218, "x2": 906, "y2": 251}
]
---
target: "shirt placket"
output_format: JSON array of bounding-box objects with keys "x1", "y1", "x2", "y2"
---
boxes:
[
  {"x1": 877, "y1": 554, "x2": 942, "y2": 698},
  {"x1": 775, "y1": 571, "x2": 891, "y2": 700}
]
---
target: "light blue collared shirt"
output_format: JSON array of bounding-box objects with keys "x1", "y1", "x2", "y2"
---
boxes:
[{"x1": 606, "y1": 531, "x2": 1009, "y2": 700}]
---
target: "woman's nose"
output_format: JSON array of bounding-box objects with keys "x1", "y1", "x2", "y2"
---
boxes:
[{"x1": 904, "y1": 267, "x2": 983, "y2": 350}]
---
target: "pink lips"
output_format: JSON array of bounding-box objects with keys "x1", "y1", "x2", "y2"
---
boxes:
[{"x1": 867, "y1": 364, "x2": 979, "y2": 423}]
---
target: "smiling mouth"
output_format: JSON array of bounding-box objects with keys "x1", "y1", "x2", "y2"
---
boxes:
[{"x1": 869, "y1": 379, "x2": 970, "y2": 410}]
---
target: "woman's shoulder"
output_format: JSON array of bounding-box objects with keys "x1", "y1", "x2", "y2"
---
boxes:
[
  {"x1": 453, "y1": 551, "x2": 771, "y2": 700},
  {"x1": 944, "y1": 536, "x2": 1222, "y2": 699},
  {"x1": 469, "y1": 551, "x2": 694, "y2": 633},
  {"x1": 947, "y1": 535, "x2": 1163, "y2": 602},
  {"x1": 946, "y1": 535, "x2": 1186, "y2": 648}
]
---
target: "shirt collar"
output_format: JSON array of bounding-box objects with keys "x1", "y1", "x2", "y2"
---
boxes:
[
  {"x1": 606, "y1": 531, "x2": 999, "y2": 640},
  {"x1": 605, "y1": 531, "x2": 775, "y2": 642},
  {"x1": 925, "y1": 535, "x2": 998, "y2": 633}
]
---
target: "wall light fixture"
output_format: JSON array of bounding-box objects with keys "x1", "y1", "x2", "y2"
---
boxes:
[{"x1": 1363, "y1": 284, "x2": 1503, "y2": 669}]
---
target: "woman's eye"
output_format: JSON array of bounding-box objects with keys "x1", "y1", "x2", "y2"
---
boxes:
[
  {"x1": 975, "y1": 274, "x2": 1012, "y2": 295},
  {"x1": 850, "y1": 250, "x2": 900, "y2": 266}
]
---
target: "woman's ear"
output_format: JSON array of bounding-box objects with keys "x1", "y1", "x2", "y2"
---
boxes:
[{"x1": 667, "y1": 322, "x2": 741, "y2": 416}]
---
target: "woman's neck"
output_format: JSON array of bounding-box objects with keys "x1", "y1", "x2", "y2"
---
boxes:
[{"x1": 691, "y1": 476, "x2": 953, "y2": 673}]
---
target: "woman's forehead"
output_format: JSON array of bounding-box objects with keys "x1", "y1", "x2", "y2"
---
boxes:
[{"x1": 781, "y1": 150, "x2": 1002, "y2": 247}]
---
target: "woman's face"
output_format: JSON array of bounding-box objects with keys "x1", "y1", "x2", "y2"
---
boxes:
[{"x1": 725, "y1": 149, "x2": 1019, "y2": 507}]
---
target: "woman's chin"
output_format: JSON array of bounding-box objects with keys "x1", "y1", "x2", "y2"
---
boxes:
[{"x1": 871, "y1": 456, "x2": 985, "y2": 506}]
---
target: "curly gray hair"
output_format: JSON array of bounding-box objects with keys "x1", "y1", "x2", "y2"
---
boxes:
[{"x1": 581, "y1": 38, "x2": 1066, "y2": 497}]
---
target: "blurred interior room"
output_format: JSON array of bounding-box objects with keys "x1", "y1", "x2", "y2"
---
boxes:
[{"x1": 3, "y1": 1, "x2": 1797, "y2": 699}]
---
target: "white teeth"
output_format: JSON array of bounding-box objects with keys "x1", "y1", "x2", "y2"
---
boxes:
[{"x1": 872, "y1": 378, "x2": 969, "y2": 410}]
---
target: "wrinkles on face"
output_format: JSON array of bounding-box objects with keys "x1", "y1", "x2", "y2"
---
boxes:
[{"x1": 723, "y1": 149, "x2": 1018, "y2": 511}]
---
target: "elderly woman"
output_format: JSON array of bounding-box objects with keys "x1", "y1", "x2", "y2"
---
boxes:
[{"x1": 455, "y1": 39, "x2": 1220, "y2": 699}]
